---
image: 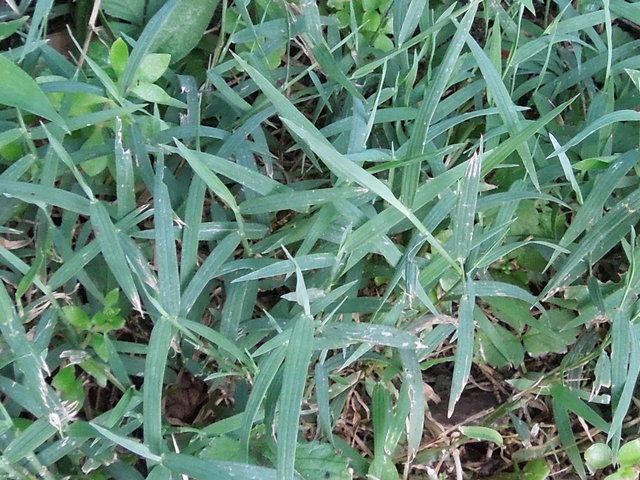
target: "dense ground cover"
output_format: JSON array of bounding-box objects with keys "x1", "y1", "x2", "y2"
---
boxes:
[{"x1": 2, "y1": 0, "x2": 640, "y2": 478}]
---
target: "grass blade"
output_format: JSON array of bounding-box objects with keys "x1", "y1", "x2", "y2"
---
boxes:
[
  {"x1": 609, "y1": 323, "x2": 640, "y2": 456},
  {"x1": 552, "y1": 386, "x2": 587, "y2": 479},
  {"x1": 90, "y1": 201, "x2": 142, "y2": 312},
  {"x1": 143, "y1": 317, "x2": 173, "y2": 455},
  {"x1": 453, "y1": 147, "x2": 482, "y2": 264},
  {"x1": 399, "y1": 348, "x2": 424, "y2": 461},
  {"x1": 0, "y1": 180, "x2": 90, "y2": 214},
  {"x1": 181, "y1": 232, "x2": 241, "y2": 314},
  {"x1": 0, "y1": 55, "x2": 67, "y2": 129},
  {"x1": 277, "y1": 314, "x2": 314, "y2": 480},
  {"x1": 402, "y1": 0, "x2": 480, "y2": 203},
  {"x1": 466, "y1": 34, "x2": 538, "y2": 189},
  {"x1": 549, "y1": 111, "x2": 640, "y2": 157},
  {"x1": 180, "y1": 176, "x2": 206, "y2": 285},
  {"x1": 91, "y1": 423, "x2": 162, "y2": 463},
  {"x1": 154, "y1": 160, "x2": 181, "y2": 318},
  {"x1": 448, "y1": 278, "x2": 476, "y2": 417},
  {"x1": 240, "y1": 347, "x2": 287, "y2": 459},
  {"x1": 115, "y1": 117, "x2": 136, "y2": 218},
  {"x1": 162, "y1": 453, "x2": 271, "y2": 480}
]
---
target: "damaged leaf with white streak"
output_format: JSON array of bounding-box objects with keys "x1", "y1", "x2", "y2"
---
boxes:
[{"x1": 453, "y1": 146, "x2": 483, "y2": 265}]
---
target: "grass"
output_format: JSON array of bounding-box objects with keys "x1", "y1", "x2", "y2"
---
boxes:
[{"x1": 1, "y1": 0, "x2": 640, "y2": 478}]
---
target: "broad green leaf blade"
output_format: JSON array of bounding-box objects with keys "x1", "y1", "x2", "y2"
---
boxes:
[
  {"x1": 611, "y1": 308, "x2": 630, "y2": 409},
  {"x1": 609, "y1": 323, "x2": 640, "y2": 456},
  {"x1": 395, "y1": 0, "x2": 427, "y2": 47},
  {"x1": 0, "y1": 180, "x2": 90, "y2": 214},
  {"x1": 549, "y1": 384, "x2": 609, "y2": 432},
  {"x1": 552, "y1": 386, "x2": 587, "y2": 479},
  {"x1": 314, "y1": 362, "x2": 333, "y2": 445},
  {"x1": 151, "y1": 0, "x2": 220, "y2": 64},
  {"x1": 549, "y1": 133, "x2": 583, "y2": 204},
  {"x1": 220, "y1": 274, "x2": 258, "y2": 339},
  {"x1": 164, "y1": 145, "x2": 283, "y2": 196},
  {"x1": 3, "y1": 418, "x2": 58, "y2": 464},
  {"x1": 91, "y1": 423, "x2": 162, "y2": 462},
  {"x1": 473, "y1": 281, "x2": 540, "y2": 306},
  {"x1": 0, "y1": 54, "x2": 67, "y2": 129},
  {"x1": 316, "y1": 323, "x2": 421, "y2": 350},
  {"x1": 154, "y1": 162, "x2": 181, "y2": 318},
  {"x1": 453, "y1": 148, "x2": 482, "y2": 264},
  {"x1": 240, "y1": 347, "x2": 287, "y2": 459},
  {"x1": 178, "y1": 319, "x2": 250, "y2": 365},
  {"x1": 371, "y1": 382, "x2": 392, "y2": 462},
  {"x1": 294, "y1": 441, "x2": 352, "y2": 480},
  {"x1": 239, "y1": 187, "x2": 364, "y2": 215},
  {"x1": 181, "y1": 232, "x2": 241, "y2": 314},
  {"x1": 232, "y1": 254, "x2": 335, "y2": 283},
  {"x1": 399, "y1": 348, "x2": 424, "y2": 461},
  {"x1": 180, "y1": 176, "x2": 206, "y2": 285},
  {"x1": 448, "y1": 279, "x2": 476, "y2": 417},
  {"x1": 162, "y1": 453, "x2": 270, "y2": 480},
  {"x1": 42, "y1": 126, "x2": 94, "y2": 200},
  {"x1": 115, "y1": 117, "x2": 136, "y2": 217},
  {"x1": 143, "y1": 317, "x2": 174, "y2": 455},
  {"x1": 277, "y1": 315, "x2": 314, "y2": 480}
]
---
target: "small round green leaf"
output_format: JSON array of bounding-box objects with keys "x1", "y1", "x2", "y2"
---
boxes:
[
  {"x1": 619, "y1": 439, "x2": 640, "y2": 467},
  {"x1": 363, "y1": 0, "x2": 381, "y2": 11},
  {"x1": 363, "y1": 11, "x2": 381, "y2": 32},
  {"x1": 368, "y1": 456, "x2": 399, "y2": 480},
  {"x1": 584, "y1": 443, "x2": 612, "y2": 470},
  {"x1": 109, "y1": 38, "x2": 129, "y2": 80},
  {"x1": 62, "y1": 305, "x2": 91, "y2": 330},
  {"x1": 605, "y1": 467, "x2": 639, "y2": 480},
  {"x1": 52, "y1": 366, "x2": 85, "y2": 404},
  {"x1": 104, "y1": 288, "x2": 120, "y2": 307},
  {"x1": 522, "y1": 458, "x2": 550, "y2": 480},
  {"x1": 373, "y1": 34, "x2": 394, "y2": 52},
  {"x1": 130, "y1": 82, "x2": 187, "y2": 108},
  {"x1": 90, "y1": 334, "x2": 109, "y2": 362},
  {"x1": 92, "y1": 312, "x2": 125, "y2": 333},
  {"x1": 136, "y1": 53, "x2": 171, "y2": 84}
]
